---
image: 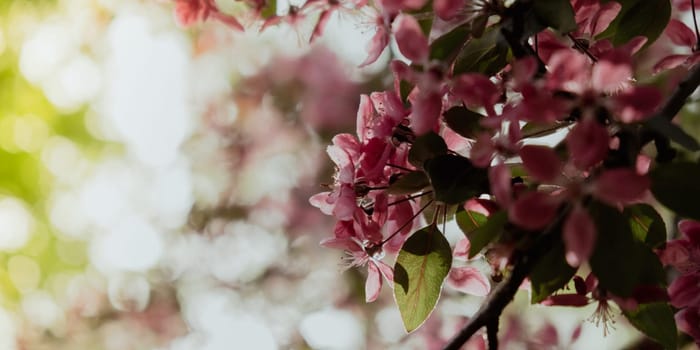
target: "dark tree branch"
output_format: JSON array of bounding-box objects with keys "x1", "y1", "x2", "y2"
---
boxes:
[
  {"x1": 657, "y1": 64, "x2": 700, "y2": 121},
  {"x1": 442, "y1": 207, "x2": 569, "y2": 350},
  {"x1": 486, "y1": 317, "x2": 499, "y2": 350}
]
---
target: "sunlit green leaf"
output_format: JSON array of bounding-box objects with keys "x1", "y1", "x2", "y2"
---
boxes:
[
  {"x1": 465, "y1": 211, "x2": 507, "y2": 258},
  {"x1": 623, "y1": 204, "x2": 666, "y2": 248},
  {"x1": 394, "y1": 225, "x2": 452, "y2": 332}
]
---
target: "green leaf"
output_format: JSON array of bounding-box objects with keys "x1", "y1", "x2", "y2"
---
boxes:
[
  {"x1": 424, "y1": 154, "x2": 488, "y2": 204},
  {"x1": 623, "y1": 204, "x2": 666, "y2": 248},
  {"x1": 429, "y1": 24, "x2": 470, "y2": 61},
  {"x1": 521, "y1": 121, "x2": 570, "y2": 139},
  {"x1": 443, "y1": 106, "x2": 488, "y2": 139},
  {"x1": 589, "y1": 202, "x2": 641, "y2": 297},
  {"x1": 394, "y1": 225, "x2": 452, "y2": 332},
  {"x1": 408, "y1": 132, "x2": 448, "y2": 168},
  {"x1": 260, "y1": 0, "x2": 277, "y2": 19},
  {"x1": 596, "y1": 0, "x2": 671, "y2": 47},
  {"x1": 465, "y1": 211, "x2": 507, "y2": 258},
  {"x1": 453, "y1": 26, "x2": 510, "y2": 76},
  {"x1": 623, "y1": 302, "x2": 678, "y2": 350},
  {"x1": 388, "y1": 171, "x2": 430, "y2": 195},
  {"x1": 650, "y1": 162, "x2": 700, "y2": 220},
  {"x1": 529, "y1": 241, "x2": 577, "y2": 303},
  {"x1": 646, "y1": 116, "x2": 700, "y2": 151},
  {"x1": 589, "y1": 202, "x2": 666, "y2": 296},
  {"x1": 400, "y1": 80, "x2": 413, "y2": 105},
  {"x1": 532, "y1": 0, "x2": 577, "y2": 33},
  {"x1": 455, "y1": 208, "x2": 488, "y2": 237}
]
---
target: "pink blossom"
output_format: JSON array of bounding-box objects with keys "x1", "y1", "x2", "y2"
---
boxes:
[
  {"x1": 393, "y1": 14, "x2": 429, "y2": 63},
  {"x1": 563, "y1": 204, "x2": 596, "y2": 267},
  {"x1": 653, "y1": 19, "x2": 700, "y2": 73},
  {"x1": 566, "y1": 117, "x2": 609, "y2": 170},
  {"x1": 592, "y1": 168, "x2": 650, "y2": 205},
  {"x1": 174, "y1": 0, "x2": 244, "y2": 30},
  {"x1": 447, "y1": 266, "x2": 491, "y2": 296},
  {"x1": 508, "y1": 191, "x2": 559, "y2": 231},
  {"x1": 519, "y1": 145, "x2": 563, "y2": 183}
]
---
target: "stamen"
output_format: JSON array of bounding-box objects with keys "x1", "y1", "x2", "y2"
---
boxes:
[{"x1": 387, "y1": 191, "x2": 433, "y2": 206}]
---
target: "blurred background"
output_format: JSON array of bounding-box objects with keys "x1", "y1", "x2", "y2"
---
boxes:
[{"x1": 0, "y1": 0, "x2": 688, "y2": 349}]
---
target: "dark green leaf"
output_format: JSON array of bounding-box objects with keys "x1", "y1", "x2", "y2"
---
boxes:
[
  {"x1": 590, "y1": 202, "x2": 667, "y2": 296},
  {"x1": 533, "y1": 0, "x2": 577, "y2": 33},
  {"x1": 521, "y1": 121, "x2": 571, "y2": 139},
  {"x1": 408, "y1": 132, "x2": 448, "y2": 168},
  {"x1": 650, "y1": 162, "x2": 700, "y2": 220},
  {"x1": 443, "y1": 106, "x2": 488, "y2": 139},
  {"x1": 429, "y1": 24, "x2": 470, "y2": 61},
  {"x1": 453, "y1": 26, "x2": 510, "y2": 76},
  {"x1": 424, "y1": 154, "x2": 488, "y2": 204},
  {"x1": 623, "y1": 204, "x2": 666, "y2": 248},
  {"x1": 646, "y1": 116, "x2": 700, "y2": 151},
  {"x1": 394, "y1": 225, "x2": 452, "y2": 332},
  {"x1": 466, "y1": 211, "x2": 507, "y2": 258},
  {"x1": 589, "y1": 202, "x2": 641, "y2": 297},
  {"x1": 400, "y1": 80, "x2": 413, "y2": 105},
  {"x1": 596, "y1": 0, "x2": 671, "y2": 47},
  {"x1": 388, "y1": 171, "x2": 430, "y2": 195},
  {"x1": 529, "y1": 241, "x2": 577, "y2": 303},
  {"x1": 623, "y1": 302, "x2": 678, "y2": 350}
]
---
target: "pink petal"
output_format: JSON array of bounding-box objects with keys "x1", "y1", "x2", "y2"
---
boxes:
[
  {"x1": 593, "y1": 168, "x2": 649, "y2": 205},
  {"x1": 658, "y1": 240, "x2": 690, "y2": 268},
  {"x1": 653, "y1": 54, "x2": 692, "y2": 73},
  {"x1": 452, "y1": 74, "x2": 500, "y2": 115},
  {"x1": 359, "y1": 25, "x2": 389, "y2": 67},
  {"x1": 376, "y1": 260, "x2": 395, "y2": 282},
  {"x1": 519, "y1": 145, "x2": 563, "y2": 183},
  {"x1": 566, "y1": 118, "x2": 609, "y2": 170},
  {"x1": 679, "y1": 220, "x2": 700, "y2": 245},
  {"x1": 592, "y1": 49, "x2": 633, "y2": 93},
  {"x1": 210, "y1": 12, "x2": 245, "y2": 31},
  {"x1": 410, "y1": 92, "x2": 442, "y2": 135},
  {"x1": 453, "y1": 238, "x2": 471, "y2": 261},
  {"x1": 393, "y1": 14, "x2": 429, "y2": 63},
  {"x1": 489, "y1": 163, "x2": 512, "y2": 208},
  {"x1": 533, "y1": 323, "x2": 559, "y2": 347},
  {"x1": 509, "y1": 191, "x2": 559, "y2": 231},
  {"x1": 666, "y1": 19, "x2": 696, "y2": 48},
  {"x1": 434, "y1": 0, "x2": 464, "y2": 20},
  {"x1": 310, "y1": 9, "x2": 334, "y2": 42},
  {"x1": 563, "y1": 205, "x2": 597, "y2": 267},
  {"x1": 470, "y1": 133, "x2": 496, "y2": 168},
  {"x1": 365, "y1": 262, "x2": 383, "y2": 302},
  {"x1": 668, "y1": 273, "x2": 700, "y2": 308},
  {"x1": 613, "y1": 86, "x2": 662, "y2": 123},
  {"x1": 447, "y1": 266, "x2": 491, "y2": 296},
  {"x1": 675, "y1": 307, "x2": 700, "y2": 341}
]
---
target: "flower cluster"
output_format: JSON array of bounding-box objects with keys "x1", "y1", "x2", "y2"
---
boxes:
[
  {"x1": 178, "y1": 0, "x2": 700, "y2": 347},
  {"x1": 659, "y1": 220, "x2": 700, "y2": 345}
]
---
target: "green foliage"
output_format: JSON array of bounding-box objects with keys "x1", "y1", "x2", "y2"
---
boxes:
[
  {"x1": 408, "y1": 132, "x2": 447, "y2": 168},
  {"x1": 623, "y1": 204, "x2": 666, "y2": 248},
  {"x1": 532, "y1": 0, "x2": 577, "y2": 33},
  {"x1": 388, "y1": 171, "x2": 430, "y2": 195},
  {"x1": 596, "y1": 0, "x2": 671, "y2": 47},
  {"x1": 453, "y1": 27, "x2": 510, "y2": 76},
  {"x1": 460, "y1": 210, "x2": 507, "y2": 258},
  {"x1": 424, "y1": 154, "x2": 488, "y2": 204},
  {"x1": 394, "y1": 225, "x2": 452, "y2": 332},
  {"x1": 260, "y1": 0, "x2": 277, "y2": 19},
  {"x1": 623, "y1": 302, "x2": 678, "y2": 349},
  {"x1": 589, "y1": 202, "x2": 666, "y2": 297},
  {"x1": 529, "y1": 241, "x2": 577, "y2": 303},
  {"x1": 442, "y1": 106, "x2": 488, "y2": 139},
  {"x1": 650, "y1": 162, "x2": 700, "y2": 220},
  {"x1": 429, "y1": 24, "x2": 470, "y2": 61}
]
